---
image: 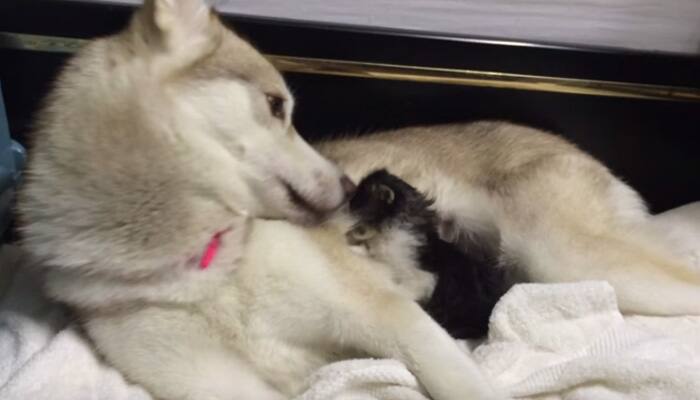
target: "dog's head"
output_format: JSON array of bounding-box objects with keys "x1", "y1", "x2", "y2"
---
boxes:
[
  {"x1": 128, "y1": 0, "x2": 354, "y2": 223},
  {"x1": 19, "y1": 0, "x2": 353, "y2": 283}
]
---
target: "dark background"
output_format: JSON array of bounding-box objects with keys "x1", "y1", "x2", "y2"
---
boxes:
[{"x1": 1, "y1": 0, "x2": 699, "y2": 213}]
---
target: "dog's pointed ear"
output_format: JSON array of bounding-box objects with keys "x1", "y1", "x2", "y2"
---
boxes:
[
  {"x1": 152, "y1": 0, "x2": 211, "y2": 36},
  {"x1": 141, "y1": 0, "x2": 217, "y2": 53}
]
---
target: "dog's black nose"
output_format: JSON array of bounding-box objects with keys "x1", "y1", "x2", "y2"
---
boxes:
[{"x1": 341, "y1": 175, "x2": 356, "y2": 198}]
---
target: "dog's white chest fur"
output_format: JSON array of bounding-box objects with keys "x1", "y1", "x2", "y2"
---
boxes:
[{"x1": 199, "y1": 219, "x2": 398, "y2": 394}]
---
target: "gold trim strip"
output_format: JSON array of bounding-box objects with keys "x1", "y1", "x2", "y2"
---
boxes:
[
  {"x1": 0, "y1": 32, "x2": 85, "y2": 53},
  {"x1": 271, "y1": 56, "x2": 700, "y2": 102},
  {"x1": 2, "y1": 31, "x2": 699, "y2": 102}
]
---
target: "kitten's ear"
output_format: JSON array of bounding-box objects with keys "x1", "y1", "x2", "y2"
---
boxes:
[
  {"x1": 373, "y1": 184, "x2": 396, "y2": 205},
  {"x1": 139, "y1": 0, "x2": 218, "y2": 60}
]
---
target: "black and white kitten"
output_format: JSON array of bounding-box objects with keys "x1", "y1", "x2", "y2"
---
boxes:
[{"x1": 347, "y1": 169, "x2": 515, "y2": 339}]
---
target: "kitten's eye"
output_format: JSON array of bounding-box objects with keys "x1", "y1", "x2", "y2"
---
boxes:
[
  {"x1": 266, "y1": 94, "x2": 286, "y2": 120},
  {"x1": 347, "y1": 224, "x2": 378, "y2": 245},
  {"x1": 354, "y1": 226, "x2": 368, "y2": 236}
]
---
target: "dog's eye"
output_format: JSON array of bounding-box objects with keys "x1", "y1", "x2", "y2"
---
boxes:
[{"x1": 266, "y1": 94, "x2": 286, "y2": 120}]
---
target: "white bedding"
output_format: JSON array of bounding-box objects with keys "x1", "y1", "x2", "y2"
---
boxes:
[
  {"x1": 1, "y1": 202, "x2": 699, "y2": 400},
  {"x1": 298, "y1": 282, "x2": 700, "y2": 400},
  {"x1": 0, "y1": 247, "x2": 150, "y2": 400}
]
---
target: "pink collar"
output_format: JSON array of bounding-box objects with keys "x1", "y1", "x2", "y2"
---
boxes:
[{"x1": 199, "y1": 230, "x2": 228, "y2": 270}]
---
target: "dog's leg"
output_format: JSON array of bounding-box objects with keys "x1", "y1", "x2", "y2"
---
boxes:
[
  {"x1": 86, "y1": 308, "x2": 285, "y2": 400},
  {"x1": 495, "y1": 163, "x2": 700, "y2": 316},
  {"x1": 335, "y1": 292, "x2": 507, "y2": 400},
  {"x1": 507, "y1": 223, "x2": 700, "y2": 315}
]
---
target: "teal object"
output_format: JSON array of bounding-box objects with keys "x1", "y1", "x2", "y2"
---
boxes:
[{"x1": 0, "y1": 82, "x2": 26, "y2": 236}]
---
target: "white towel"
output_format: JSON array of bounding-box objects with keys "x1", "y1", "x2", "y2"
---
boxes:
[
  {"x1": 297, "y1": 281, "x2": 700, "y2": 400},
  {"x1": 479, "y1": 282, "x2": 700, "y2": 399},
  {"x1": 0, "y1": 248, "x2": 151, "y2": 400},
  {"x1": 295, "y1": 359, "x2": 429, "y2": 400}
]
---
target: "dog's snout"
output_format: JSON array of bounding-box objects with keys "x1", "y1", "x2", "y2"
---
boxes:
[{"x1": 340, "y1": 175, "x2": 356, "y2": 198}]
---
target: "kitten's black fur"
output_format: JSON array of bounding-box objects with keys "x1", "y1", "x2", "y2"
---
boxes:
[{"x1": 349, "y1": 169, "x2": 512, "y2": 339}]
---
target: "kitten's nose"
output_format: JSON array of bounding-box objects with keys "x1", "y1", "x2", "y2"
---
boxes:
[{"x1": 340, "y1": 175, "x2": 356, "y2": 198}]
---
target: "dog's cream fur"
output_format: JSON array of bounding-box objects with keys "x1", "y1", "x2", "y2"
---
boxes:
[
  {"x1": 18, "y1": 1, "x2": 505, "y2": 399},
  {"x1": 82, "y1": 215, "x2": 501, "y2": 399},
  {"x1": 317, "y1": 122, "x2": 700, "y2": 316}
]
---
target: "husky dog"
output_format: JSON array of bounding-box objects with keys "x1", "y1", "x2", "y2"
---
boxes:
[
  {"x1": 18, "y1": 1, "x2": 504, "y2": 399},
  {"x1": 347, "y1": 169, "x2": 512, "y2": 339},
  {"x1": 318, "y1": 122, "x2": 700, "y2": 316}
]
